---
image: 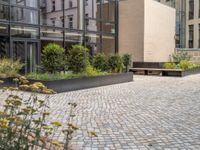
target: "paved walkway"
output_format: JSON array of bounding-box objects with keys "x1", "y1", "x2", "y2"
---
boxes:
[
  {"x1": 47, "y1": 75, "x2": 200, "y2": 150},
  {"x1": 1, "y1": 75, "x2": 200, "y2": 149}
]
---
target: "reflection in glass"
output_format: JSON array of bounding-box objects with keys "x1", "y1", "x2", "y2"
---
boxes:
[
  {"x1": 0, "y1": 4, "x2": 9, "y2": 21},
  {"x1": 102, "y1": 35, "x2": 115, "y2": 54},
  {"x1": 11, "y1": 26, "x2": 39, "y2": 38},
  {"x1": 11, "y1": 0, "x2": 38, "y2": 8},
  {"x1": 27, "y1": 42, "x2": 38, "y2": 73},
  {"x1": 65, "y1": 31, "x2": 83, "y2": 43},
  {"x1": 40, "y1": 27, "x2": 63, "y2": 40},
  {"x1": 11, "y1": 6, "x2": 38, "y2": 24}
]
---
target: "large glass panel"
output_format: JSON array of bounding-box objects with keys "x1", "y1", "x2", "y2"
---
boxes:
[
  {"x1": 64, "y1": 0, "x2": 80, "y2": 29},
  {"x1": 0, "y1": 0, "x2": 9, "y2": 4},
  {"x1": 102, "y1": 0, "x2": 115, "y2": 22},
  {"x1": 40, "y1": 0, "x2": 63, "y2": 27},
  {"x1": 85, "y1": 33, "x2": 100, "y2": 44},
  {"x1": 85, "y1": 0, "x2": 100, "y2": 19},
  {"x1": 0, "y1": 24, "x2": 9, "y2": 57},
  {"x1": 27, "y1": 42, "x2": 38, "y2": 73},
  {"x1": 11, "y1": 25, "x2": 39, "y2": 39},
  {"x1": 40, "y1": 27, "x2": 63, "y2": 40},
  {"x1": 0, "y1": 24, "x2": 8, "y2": 35},
  {"x1": 65, "y1": 31, "x2": 83, "y2": 43},
  {"x1": 0, "y1": 4, "x2": 9, "y2": 21},
  {"x1": 101, "y1": 35, "x2": 115, "y2": 54},
  {"x1": 0, "y1": 38, "x2": 9, "y2": 58},
  {"x1": 102, "y1": 22, "x2": 115, "y2": 33},
  {"x1": 12, "y1": 41, "x2": 26, "y2": 73},
  {"x1": 86, "y1": 19, "x2": 99, "y2": 32},
  {"x1": 11, "y1": 6, "x2": 39, "y2": 24},
  {"x1": 11, "y1": 0, "x2": 38, "y2": 8}
]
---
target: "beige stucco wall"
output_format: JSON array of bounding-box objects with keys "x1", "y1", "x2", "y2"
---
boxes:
[
  {"x1": 119, "y1": 0, "x2": 175, "y2": 62},
  {"x1": 118, "y1": 0, "x2": 145, "y2": 62},
  {"x1": 144, "y1": 0, "x2": 176, "y2": 62}
]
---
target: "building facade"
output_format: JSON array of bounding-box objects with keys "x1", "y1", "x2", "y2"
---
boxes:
[
  {"x1": 156, "y1": 0, "x2": 186, "y2": 48},
  {"x1": 0, "y1": 0, "x2": 118, "y2": 73},
  {"x1": 119, "y1": 0, "x2": 176, "y2": 62}
]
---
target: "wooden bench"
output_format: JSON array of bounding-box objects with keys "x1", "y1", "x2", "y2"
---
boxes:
[{"x1": 129, "y1": 68, "x2": 183, "y2": 76}]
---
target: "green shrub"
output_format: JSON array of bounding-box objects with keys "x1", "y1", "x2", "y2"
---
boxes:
[
  {"x1": 188, "y1": 63, "x2": 200, "y2": 70},
  {"x1": 83, "y1": 65, "x2": 107, "y2": 77},
  {"x1": 163, "y1": 62, "x2": 177, "y2": 69},
  {"x1": 93, "y1": 53, "x2": 108, "y2": 71},
  {"x1": 172, "y1": 51, "x2": 191, "y2": 63},
  {"x1": 108, "y1": 54, "x2": 123, "y2": 73},
  {"x1": 179, "y1": 60, "x2": 190, "y2": 70},
  {"x1": 42, "y1": 43, "x2": 65, "y2": 73},
  {"x1": 0, "y1": 58, "x2": 23, "y2": 78},
  {"x1": 67, "y1": 45, "x2": 89, "y2": 73},
  {"x1": 122, "y1": 54, "x2": 131, "y2": 72}
]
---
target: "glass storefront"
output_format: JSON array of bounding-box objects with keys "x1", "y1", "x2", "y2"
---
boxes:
[{"x1": 0, "y1": 0, "x2": 118, "y2": 73}]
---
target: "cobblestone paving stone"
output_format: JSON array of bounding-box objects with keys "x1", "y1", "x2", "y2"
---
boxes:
[{"x1": 1, "y1": 75, "x2": 200, "y2": 150}]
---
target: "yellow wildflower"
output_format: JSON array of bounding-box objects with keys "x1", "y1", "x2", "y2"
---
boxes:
[
  {"x1": 42, "y1": 126, "x2": 53, "y2": 130},
  {"x1": 0, "y1": 118, "x2": 9, "y2": 129},
  {"x1": 50, "y1": 141, "x2": 63, "y2": 147},
  {"x1": 51, "y1": 121, "x2": 62, "y2": 127},
  {"x1": 88, "y1": 131, "x2": 98, "y2": 138},
  {"x1": 33, "y1": 119, "x2": 41, "y2": 124}
]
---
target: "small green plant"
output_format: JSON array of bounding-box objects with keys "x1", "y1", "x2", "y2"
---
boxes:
[
  {"x1": 108, "y1": 54, "x2": 123, "y2": 73},
  {"x1": 42, "y1": 43, "x2": 66, "y2": 73},
  {"x1": 83, "y1": 65, "x2": 107, "y2": 77},
  {"x1": 179, "y1": 60, "x2": 190, "y2": 70},
  {"x1": 67, "y1": 45, "x2": 89, "y2": 73},
  {"x1": 0, "y1": 58, "x2": 23, "y2": 78},
  {"x1": 163, "y1": 62, "x2": 177, "y2": 69},
  {"x1": 172, "y1": 51, "x2": 191, "y2": 63},
  {"x1": 122, "y1": 54, "x2": 131, "y2": 72},
  {"x1": 93, "y1": 53, "x2": 108, "y2": 72}
]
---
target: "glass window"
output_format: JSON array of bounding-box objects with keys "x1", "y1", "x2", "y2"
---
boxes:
[
  {"x1": 40, "y1": 0, "x2": 63, "y2": 27},
  {"x1": 102, "y1": 35, "x2": 115, "y2": 54},
  {"x1": 0, "y1": 24, "x2": 8, "y2": 35},
  {"x1": 11, "y1": 25, "x2": 39, "y2": 39},
  {"x1": 102, "y1": 22, "x2": 115, "y2": 33},
  {"x1": 65, "y1": 31, "x2": 83, "y2": 43},
  {"x1": 0, "y1": 4, "x2": 9, "y2": 21},
  {"x1": 11, "y1": 0, "x2": 38, "y2": 8},
  {"x1": 0, "y1": 0, "x2": 9, "y2": 4},
  {"x1": 40, "y1": 27, "x2": 63, "y2": 40},
  {"x1": 102, "y1": 0, "x2": 115, "y2": 22},
  {"x1": 189, "y1": 25, "x2": 194, "y2": 48},
  {"x1": 189, "y1": 0, "x2": 194, "y2": 20},
  {"x1": 11, "y1": 6, "x2": 39, "y2": 24},
  {"x1": 0, "y1": 24, "x2": 9, "y2": 58}
]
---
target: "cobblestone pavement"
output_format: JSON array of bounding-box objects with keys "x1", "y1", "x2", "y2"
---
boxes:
[{"x1": 1, "y1": 75, "x2": 200, "y2": 150}]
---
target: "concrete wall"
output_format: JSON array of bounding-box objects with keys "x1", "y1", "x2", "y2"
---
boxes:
[
  {"x1": 118, "y1": 0, "x2": 145, "y2": 62},
  {"x1": 119, "y1": 0, "x2": 176, "y2": 62},
  {"x1": 144, "y1": 0, "x2": 176, "y2": 62}
]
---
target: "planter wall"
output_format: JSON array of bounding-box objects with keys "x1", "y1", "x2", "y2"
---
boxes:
[
  {"x1": 33, "y1": 73, "x2": 133, "y2": 93},
  {"x1": 0, "y1": 73, "x2": 133, "y2": 93},
  {"x1": 182, "y1": 68, "x2": 200, "y2": 77}
]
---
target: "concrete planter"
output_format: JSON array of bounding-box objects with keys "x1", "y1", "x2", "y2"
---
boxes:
[
  {"x1": 163, "y1": 68, "x2": 200, "y2": 77},
  {"x1": 0, "y1": 73, "x2": 133, "y2": 93}
]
